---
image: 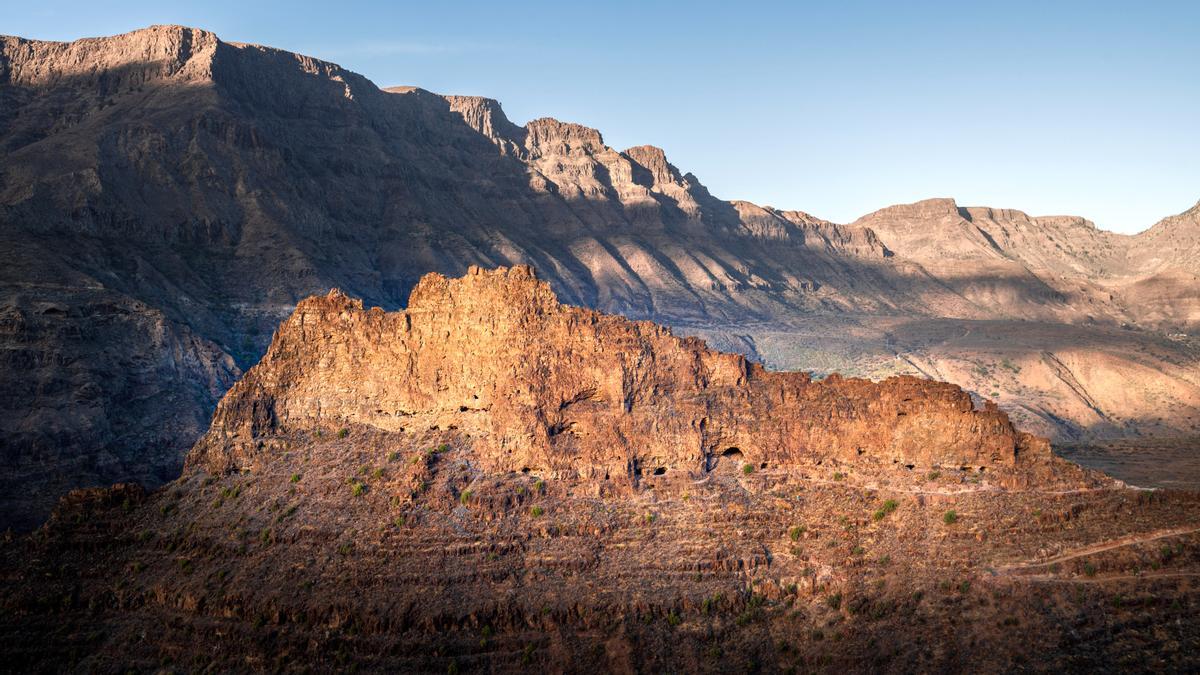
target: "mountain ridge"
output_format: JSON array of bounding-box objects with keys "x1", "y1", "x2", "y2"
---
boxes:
[{"x1": 1, "y1": 24, "x2": 1198, "y2": 529}]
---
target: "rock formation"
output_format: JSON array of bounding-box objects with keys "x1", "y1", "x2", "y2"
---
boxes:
[{"x1": 191, "y1": 267, "x2": 1054, "y2": 486}]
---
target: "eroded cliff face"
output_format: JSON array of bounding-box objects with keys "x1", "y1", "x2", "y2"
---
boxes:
[{"x1": 190, "y1": 267, "x2": 1051, "y2": 483}]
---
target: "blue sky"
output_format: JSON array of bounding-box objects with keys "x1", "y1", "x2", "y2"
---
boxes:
[{"x1": 7, "y1": 1, "x2": 1199, "y2": 233}]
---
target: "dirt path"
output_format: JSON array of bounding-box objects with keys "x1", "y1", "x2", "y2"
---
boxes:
[
  {"x1": 1015, "y1": 571, "x2": 1200, "y2": 584},
  {"x1": 997, "y1": 525, "x2": 1200, "y2": 573}
]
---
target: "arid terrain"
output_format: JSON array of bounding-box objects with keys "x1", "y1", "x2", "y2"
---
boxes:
[
  {"x1": 2, "y1": 267, "x2": 1198, "y2": 672},
  {"x1": 1, "y1": 25, "x2": 1199, "y2": 529}
]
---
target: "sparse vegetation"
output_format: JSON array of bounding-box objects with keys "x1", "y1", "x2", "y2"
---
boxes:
[
  {"x1": 290, "y1": 473, "x2": 300, "y2": 483},
  {"x1": 1084, "y1": 563, "x2": 1097, "y2": 577},
  {"x1": 337, "y1": 427, "x2": 349, "y2": 439},
  {"x1": 460, "y1": 490, "x2": 473, "y2": 505},
  {"x1": 873, "y1": 498, "x2": 899, "y2": 521},
  {"x1": 789, "y1": 525, "x2": 806, "y2": 541},
  {"x1": 927, "y1": 471, "x2": 941, "y2": 481},
  {"x1": 530, "y1": 506, "x2": 544, "y2": 517},
  {"x1": 743, "y1": 463, "x2": 755, "y2": 475},
  {"x1": 350, "y1": 480, "x2": 366, "y2": 497},
  {"x1": 833, "y1": 472, "x2": 845, "y2": 481},
  {"x1": 943, "y1": 510, "x2": 958, "y2": 525},
  {"x1": 826, "y1": 592, "x2": 842, "y2": 610},
  {"x1": 667, "y1": 610, "x2": 681, "y2": 627}
]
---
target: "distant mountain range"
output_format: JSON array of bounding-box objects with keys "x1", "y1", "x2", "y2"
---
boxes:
[{"x1": 1, "y1": 25, "x2": 1197, "y2": 529}]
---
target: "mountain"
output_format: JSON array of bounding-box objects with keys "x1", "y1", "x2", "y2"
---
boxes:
[
  {"x1": 7, "y1": 268, "x2": 1199, "y2": 672},
  {"x1": 0, "y1": 25, "x2": 1198, "y2": 528}
]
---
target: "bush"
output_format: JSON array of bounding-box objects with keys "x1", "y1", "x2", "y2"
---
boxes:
[
  {"x1": 943, "y1": 510, "x2": 958, "y2": 525},
  {"x1": 350, "y1": 480, "x2": 366, "y2": 497},
  {"x1": 1083, "y1": 563, "x2": 1097, "y2": 577},
  {"x1": 372, "y1": 467, "x2": 384, "y2": 479},
  {"x1": 460, "y1": 490, "x2": 473, "y2": 506},
  {"x1": 667, "y1": 610, "x2": 682, "y2": 627},
  {"x1": 873, "y1": 499, "x2": 899, "y2": 521},
  {"x1": 743, "y1": 463, "x2": 755, "y2": 475},
  {"x1": 644, "y1": 512, "x2": 656, "y2": 525},
  {"x1": 789, "y1": 525, "x2": 806, "y2": 541},
  {"x1": 825, "y1": 592, "x2": 842, "y2": 610},
  {"x1": 436, "y1": 443, "x2": 450, "y2": 453},
  {"x1": 530, "y1": 506, "x2": 544, "y2": 517},
  {"x1": 927, "y1": 471, "x2": 941, "y2": 481},
  {"x1": 534, "y1": 480, "x2": 545, "y2": 493},
  {"x1": 388, "y1": 451, "x2": 401, "y2": 462},
  {"x1": 833, "y1": 472, "x2": 845, "y2": 481},
  {"x1": 290, "y1": 473, "x2": 301, "y2": 483},
  {"x1": 337, "y1": 428, "x2": 349, "y2": 439}
]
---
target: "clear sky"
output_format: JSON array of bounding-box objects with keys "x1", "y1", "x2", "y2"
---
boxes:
[{"x1": 7, "y1": 1, "x2": 1199, "y2": 233}]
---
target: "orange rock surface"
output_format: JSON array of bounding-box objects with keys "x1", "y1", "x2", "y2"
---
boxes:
[{"x1": 191, "y1": 266, "x2": 1053, "y2": 482}]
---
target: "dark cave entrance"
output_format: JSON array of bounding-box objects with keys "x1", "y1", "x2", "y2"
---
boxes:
[{"x1": 708, "y1": 447, "x2": 744, "y2": 472}]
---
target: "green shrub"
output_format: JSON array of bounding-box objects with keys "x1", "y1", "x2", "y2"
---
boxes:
[
  {"x1": 667, "y1": 610, "x2": 682, "y2": 627},
  {"x1": 260, "y1": 528, "x2": 272, "y2": 544},
  {"x1": 388, "y1": 451, "x2": 401, "y2": 462},
  {"x1": 530, "y1": 506, "x2": 544, "y2": 517},
  {"x1": 789, "y1": 525, "x2": 806, "y2": 541},
  {"x1": 350, "y1": 480, "x2": 366, "y2": 497},
  {"x1": 393, "y1": 516, "x2": 406, "y2": 528},
  {"x1": 825, "y1": 592, "x2": 842, "y2": 610},
  {"x1": 534, "y1": 480, "x2": 545, "y2": 493},
  {"x1": 290, "y1": 473, "x2": 301, "y2": 483},
  {"x1": 1083, "y1": 563, "x2": 1097, "y2": 577},
  {"x1": 927, "y1": 471, "x2": 941, "y2": 481},
  {"x1": 743, "y1": 463, "x2": 755, "y2": 475},
  {"x1": 372, "y1": 467, "x2": 384, "y2": 479},
  {"x1": 644, "y1": 512, "x2": 656, "y2": 525},
  {"x1": 460, "y1": 490, "x2": 473, "y2": 505},
  {"x1": 873, "y1": 499, "x2": 899, "y2": 521},
  {"x1": 943, "y1": 510, "x2": 958, "y2": 525},
  {"x1": 436, "y1": 443, "x2": 450, "y2": 454},
  {"x1": 337, "y1": 428, "x2": 349, "y2": 439},
  {"x1": 833, "y1": 472, "x2": 845, "y2": 481}
]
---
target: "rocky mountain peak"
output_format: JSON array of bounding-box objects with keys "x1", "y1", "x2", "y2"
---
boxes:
[
  {"x1": 523, "y1": 117, "x2": 606, "y2": 156},
  {"x1": 623, "y1": 144, "x2": 683, "y2": 187},
  {"x1": 0, "y1": 24, "x2": 219, "y2": 89}
]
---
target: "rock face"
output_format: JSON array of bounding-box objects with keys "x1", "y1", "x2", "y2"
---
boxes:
[
  {"x1": 0, "y1": 24, "x2": 1197, "y2": 527},
  {"x1": 191, "y1": 267, "x2": 1050, "y2": 483}
]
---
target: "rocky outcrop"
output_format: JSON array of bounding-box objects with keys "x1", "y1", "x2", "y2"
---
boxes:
[{"x1": 190, "y1": 267, "x2": 1051, "y2": 482}]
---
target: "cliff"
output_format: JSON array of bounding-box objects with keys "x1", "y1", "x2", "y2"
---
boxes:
[{"x1": 190, "y1": 266, "x2": 1054, "y2": 484}]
